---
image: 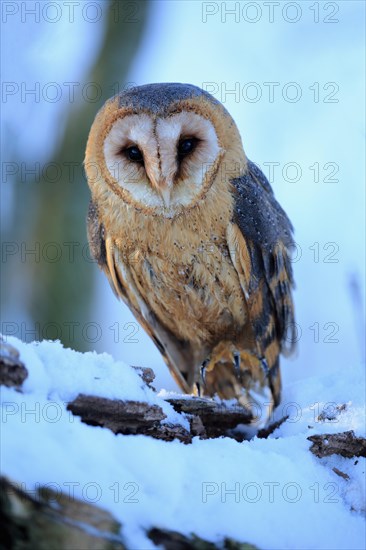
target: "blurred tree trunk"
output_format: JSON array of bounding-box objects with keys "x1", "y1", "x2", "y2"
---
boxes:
[{"x1": 7, "y1": 1, "x2": 149, "y2": 350}]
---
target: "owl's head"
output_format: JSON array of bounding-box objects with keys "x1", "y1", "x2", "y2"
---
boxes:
[{"x1": 85, "y1": 83, "x2": 247, "y2": 218}]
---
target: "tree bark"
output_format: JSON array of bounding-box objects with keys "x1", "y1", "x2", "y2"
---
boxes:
[
  {"x1": 308, "y1": 431, "x2": 366, "y2": 459},
  {"x1": 0, "y1": 338, "x2": 27, "y2": 388}
]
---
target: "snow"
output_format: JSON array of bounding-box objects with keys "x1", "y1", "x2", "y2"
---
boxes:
[
  {"x1": 4, "y1": 336, "x2": 187, "y2": 430},
  {"x1": 1, "y1": 336, "x2": 365, "y2": 550}
]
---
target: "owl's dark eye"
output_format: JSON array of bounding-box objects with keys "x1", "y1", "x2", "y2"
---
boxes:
[
  {"x1": 178, "y1": 138, "x2": 198, "y2": 158},
  {"x1": 126, "y1": 145, "x2": 143, "y2": 163}
]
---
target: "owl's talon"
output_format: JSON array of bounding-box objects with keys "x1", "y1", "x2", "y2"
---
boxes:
[
  {"x1": 260, "y1": 357, "x2": 269, "y2": 376},
  {"x1": 233, "y1": 351, "x2": 241, "y2": 374},
  {"x1": 200, "y1": 359, "x2": 210, "y2": 387}
]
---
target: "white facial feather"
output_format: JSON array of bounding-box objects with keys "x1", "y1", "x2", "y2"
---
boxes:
[
  {"x1": 104, "y1": 114, "x2": 162, "y2": 207},
  {"x1": 103, "y1": 111, "x2": 222, "y2": 216}
]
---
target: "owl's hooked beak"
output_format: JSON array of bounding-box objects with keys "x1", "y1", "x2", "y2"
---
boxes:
[{"x1": 148, "y1": 168, "x2": 172, "y2": 207}]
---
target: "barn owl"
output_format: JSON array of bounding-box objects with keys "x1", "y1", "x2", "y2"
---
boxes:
[{"x1": 85, "y1": 83, "x2": 295, "y2": 421}]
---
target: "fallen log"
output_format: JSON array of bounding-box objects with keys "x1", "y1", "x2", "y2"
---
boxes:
[
  {"x1": 0, "y1": 476, "x2": 257, "y2": 550},
  {"x1": 0, "y1": 476, "x2": 126, "y2": 550}
]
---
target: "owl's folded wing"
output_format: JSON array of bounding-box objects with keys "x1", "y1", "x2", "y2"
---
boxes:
[
  {"x1": 87, "y1": 200, "x2": 192, "y2": 393},
  {"x1": 227, "y1": 160, "x2": 296, "y2": 372}
]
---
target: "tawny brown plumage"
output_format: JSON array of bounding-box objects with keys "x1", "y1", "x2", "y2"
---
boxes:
[{"x1": 85, "y1": 83, "x2": 295, "y2": 420}]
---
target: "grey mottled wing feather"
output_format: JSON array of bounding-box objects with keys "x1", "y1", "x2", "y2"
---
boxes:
[{"x1": 231, "y1": 160, "x2": 296, "y2": 356}]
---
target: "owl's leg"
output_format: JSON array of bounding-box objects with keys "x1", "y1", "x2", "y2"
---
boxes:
[
  {"x1": 201, "y1": 341, "x2": 276, "y2": 427},
  {"x1": 201, "y1": 341, "x2": 251, "y2": 405},
  {"x1": 239, "y1": 351, "x2": 274, "y2": 426}
]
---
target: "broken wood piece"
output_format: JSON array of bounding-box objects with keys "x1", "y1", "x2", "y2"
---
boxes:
[
  {"x1": 148, "y1": 527, "x2": 259, "y2": 549},
  {"x1": 131, "y1": 365, "x2": 156, "y2": 388},
  {"x1": 67, "y1": 394, "x2": 192, "y2": 443},
  {"x1": 308, "y1": 431, "x2": 366, "y2": 459},
  {"x1": 332, "y1": 467, "x2": 350, "y2": 480},
  {"x1": 166, "y1": 396, "x2": 253, "y2": 438},
  {"x1": 0, "y1": 337, "x2": 28, "y2": 389},
  {"x1": 257, "y1": 415, "x2": 289, "y2": 439}
]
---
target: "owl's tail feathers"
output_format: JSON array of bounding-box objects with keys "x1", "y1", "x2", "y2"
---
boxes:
[{"x1": 201, "y1": 341, "x2": 281, "y2": 427}]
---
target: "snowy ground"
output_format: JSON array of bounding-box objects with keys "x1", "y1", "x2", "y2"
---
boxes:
[{"x1": 1, "y1": 336, "x2": 365, "y2": 550}]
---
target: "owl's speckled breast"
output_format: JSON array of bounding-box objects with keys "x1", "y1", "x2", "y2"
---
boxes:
[{"x1": 115, "y1": 214, "x2": 247, "y2": 355}]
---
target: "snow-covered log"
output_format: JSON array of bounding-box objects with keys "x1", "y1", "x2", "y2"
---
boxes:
[
  {"x1": 0, "y1": 336, "x2": 254, "y2": 443},
  {"x1": 1, "y1": 476, "x2": 257, "y2": 550},
  {"x1": 1, "y1": 336, "x2": 365, "y2": 550}
]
